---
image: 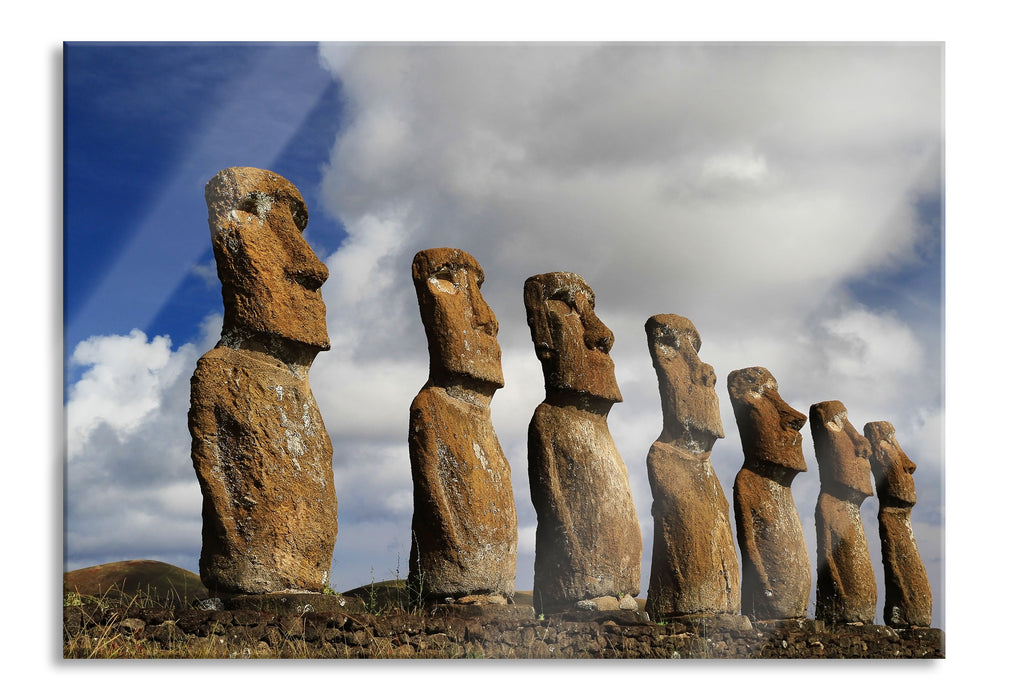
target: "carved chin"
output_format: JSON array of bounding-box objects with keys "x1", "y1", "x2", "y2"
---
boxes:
[
  {"x1": 564, "y1": 374, "x2": 622, "y2": 403},
  {"x1": 750, "y1": 438, "x2": 806, "y2": 472},
  {"x1": 444, "y1": 362, "x2": 504, "y2": 388},
  {"x1": 882, "y1": 471, "x2": 917, "y2": 506},
  {"x1": 563, "y1": 351, "x2": 623, "y2": 402},
  {"x1": 777, "y1": 441, "x2": 807, "y2": 471},
  {"x1": 442, "y1": 353, "x2": 504, "y2": 387}
]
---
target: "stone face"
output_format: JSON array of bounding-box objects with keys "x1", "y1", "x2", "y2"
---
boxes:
[
  {"x1": 190, "y1": 167, "x2": 337, "y2": 595},
  {"x1": 524, "y1": 272, "x2": 641, "y2": 613},
  {"x1": 809, "y1": 400, "x2": 876, "y2": 623},
  {"x1": 643, "y1": 315, "x2": 740, "y2": 619},
  {"x1": 727, "y1": 367, "x2": 811, "y2": 620},
  {"x1": 204, "y1": 167, "x2": 330, "y2": 351},
  {"x1": 523, "y1": 272, "x2": 622, "y2": 404},
  {"x1": 411, "y1": 248, "x2": 504, "y2": 388},
  {"x1": 864, "y1": 421, "x2": 932, "y2": 627},
  {"x1": 407, "y1": 248, "x2": 517, "y2": 601}
]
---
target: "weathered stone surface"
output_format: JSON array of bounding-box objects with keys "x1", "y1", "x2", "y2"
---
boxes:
[
  {"x1": 408, "y1": 248, "x2": 517, "y2": 602},
  {"x1": 204, "y1": 168, "x2": 330, "y2": 351},
  {"x1": 524, "y1": 272, "x2": 641, "y2": 614},
  {"x1": 810, "y1": 400, "x2": 876, "y2": 623},
  {"x1": 864, "y1": 421, "x2": 932, "y2": 627},
  {"x1": 190, "y1": 167, "x2": 336, "y2": 595},
  {"x1": 727, "y1": 366, "x2": 811, "y2": 620},
  {"x1": 643, "y1": 315, "x2": 740, "y2": 619}
]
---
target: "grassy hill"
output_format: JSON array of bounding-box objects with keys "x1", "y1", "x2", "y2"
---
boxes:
[{"x1": 64, "y1": 560, "x2": 209, "y2": 607}]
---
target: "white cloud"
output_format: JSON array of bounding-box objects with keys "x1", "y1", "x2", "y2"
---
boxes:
[
  {"x1": 819, "y1": 307, "x2": 925, "y2": 378},
  {"x1": 67, "y1": 330, "x2": 182, "y2": 457},
  {"x1": 64, "y1": 319, "x2": 221, "y2": 572}
]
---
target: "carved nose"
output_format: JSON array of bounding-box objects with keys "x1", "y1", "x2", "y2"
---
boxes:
[
  {"x1": 290, "y1": 264, "x2": 328, "y2": 291},
  {"x1": 473, "y1": 293, "x2": 499, "y2": 335},
  {"x1": 289, "y1": 254, "x2": 329, "y2": 291},
  {"x1": 779, "y1": 403, "x2": 806, "y2": 432},
  {"x1": 699, "y1": 362, "x2": 717, "y2": 388},
  {"x1": 287, "y1": 233, "x2": 329, "y2": 291},
  {"x1": 583, "y1": 312, "x2": 614, "y2": 352},
  {"x1": 854, "y1": 432, "x2": 871, "y2": 460}
]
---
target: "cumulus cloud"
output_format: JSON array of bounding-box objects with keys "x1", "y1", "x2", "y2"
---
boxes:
[{"x1": 64, "y1": 318, "x2": 221, "y2": 571}]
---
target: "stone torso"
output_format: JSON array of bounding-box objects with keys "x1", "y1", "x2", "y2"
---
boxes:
[
  {"x1": 878, "y1": 507, "x2": 932, "y2": 627},
  {"x1": 814, "y1": 491, "x2": 876, "y2": 623},
  {"x1": 189, "y1": 345, "x2": 337, "y2": 594},
  {"x1": 407, "y1": 386, "x2": 518, "y2": 599},
  {"x1": 528, "y1": 401, "x2": 642, "y2": 612},
  {"x1": 528, "y1": 403, "x2": 637, "y2": 613},
  {"x1": 733, "y1": 466, "x2": 810, "y2": 619},
  {"x1": 646, "y1": 441, "x2": 740, "y2": 617}
]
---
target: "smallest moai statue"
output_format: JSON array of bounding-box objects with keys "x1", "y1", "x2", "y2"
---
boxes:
[
  {"x1": 864, "y1": 421, "x2": 932, "y2": 627},
  {"x1": 727, "y1": 367, "x2": 811, "y2": 620},
  {"x1": 810, "y1": 400, "x2": 877, "y2": 624}
]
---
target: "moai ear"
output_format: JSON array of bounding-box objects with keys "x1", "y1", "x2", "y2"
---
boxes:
[{"x1": 524, "y1": 276, "x2": 556, "y2": 361}]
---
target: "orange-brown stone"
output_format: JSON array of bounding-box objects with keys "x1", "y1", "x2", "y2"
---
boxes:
[
  {"x1": 728, "y1": 366, "x2": 810, "y2": 620},
  {"x1": 189, "y1": 167, "x2": 337, "y2": 595},
  {"x1": 205, "y1": 167, "x2": 330, "y2": 351},
  {"x1": 524, "y1": 272, "x2": 641, "y2": 614},
  {"x1": 810, "y1": 400, "x2": 876, "y2": 623},
  {"x1": 407, "y1": 249, "x2": 517, "y2": 601},
  {"x1": 864, "y1": 421, "x2": 932, "y2": 627},
  {"x1": 644, "y1": 315, "x2": 739, "y2": 619}
]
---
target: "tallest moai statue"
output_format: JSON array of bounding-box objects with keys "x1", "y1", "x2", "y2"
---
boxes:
[{"x1": 189, "y1": 167, "x2": 338, "y2": 595}]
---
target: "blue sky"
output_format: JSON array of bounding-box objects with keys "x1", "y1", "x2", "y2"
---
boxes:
[
  {"x1": 63, "y1": 42, "x2": 945, "y2": 634},
  {"x1": 65, "y1": 43, "x2": 347, "y2": 379}
]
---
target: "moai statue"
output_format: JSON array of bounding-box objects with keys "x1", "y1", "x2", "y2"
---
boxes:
[
  {"x1": 407, "y1": 248, "x2": 518, "y2": 603},
  {"x1": 864, "y1": 421, "x2": 932, "y2": 627},
  {"x1": 189, "y1": 167, "x2": 337, "y2": 594},
  {"x1": 644, "y1": 315, "x2": 740, "y2": 620},
  {"x1": 727, "y1": 367, "x2": 811, "y2": 620},
  {"x1": 809, "y1": 400, "x2": 877, "y2": 623},
  {"x1": 524, "y1": 272, "x2": 642, "y2": 614}
]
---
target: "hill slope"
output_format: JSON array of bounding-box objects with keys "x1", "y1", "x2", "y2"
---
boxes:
[{"x1": 64, "y1": 559, "x2": 209, "y2": 606}]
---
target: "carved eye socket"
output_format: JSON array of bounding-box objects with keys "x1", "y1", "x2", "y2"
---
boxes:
[
  {"x1": 547, "y1": 288, "x2": 577, "y2": 313},
  {"x1": 654, "y1": 331, "x2": 677, "y2": 349},
  {"x1": 430, "y1": 269, "x2": 459, "y2": 294},
  {"x1": 237, "y1": 192, "x2": 275, "y2": 219},
  {"x1": 546, "y1": 296, "x2": 572, "y2": 314}
]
